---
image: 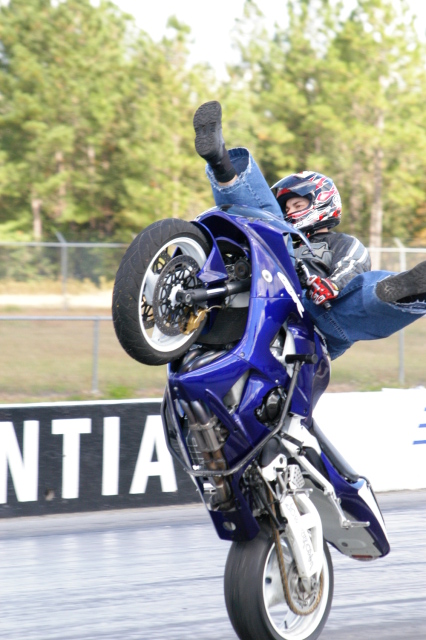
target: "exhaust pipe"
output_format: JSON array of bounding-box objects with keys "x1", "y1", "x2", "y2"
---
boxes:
[{"x1": 180, "y1": 400, "x2": 232, "y2": 506}]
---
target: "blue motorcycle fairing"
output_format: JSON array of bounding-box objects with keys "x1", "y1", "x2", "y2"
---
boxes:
[
  {"x1": 196, "y1": 207, "x2": 304, "y2": 293},
  {"x1": 195, "y1": 207, "x2": 331, "y2": 413},
  {"x1": 162, "y1": 381, "x2": 261, "y2": 542},
  {"x1": 193, "y1": 229, "x2": 229, "y2": 285},
  {"x1": 207, "y1": 493, "x2": 261, "y2": 542},
  {"x1": 310, "y1": 340, "x2": 331, "y2": 411},
  {"x1": 239, "y1": 218, "x2": 300, "y2": 292},
  {"x1": 168, "y1": 296, "x2": 316, "y2": 453},
  {"x1": 197, "y1": 204, "x2": 312, "y2": 247},
  {"x1": 199, "y1": 459, "x2": 262, "y2": 541}
]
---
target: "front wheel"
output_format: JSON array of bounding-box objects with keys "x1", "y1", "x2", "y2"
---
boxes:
[
  {"x1": 112, "y1": 218, "x2": 211, "y2": 365},
  {"x1": 224, "y1": 523, "x2": 333, "y2": 640}
]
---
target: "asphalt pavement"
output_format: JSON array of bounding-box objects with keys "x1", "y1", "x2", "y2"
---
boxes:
[{"x1": 0, "y1": 490, "x2": 425, "y2": 640}]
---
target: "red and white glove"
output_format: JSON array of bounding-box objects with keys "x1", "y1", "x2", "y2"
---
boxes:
[{"x1": 306, "y1": 276, "x2": 339, "y2": 306}]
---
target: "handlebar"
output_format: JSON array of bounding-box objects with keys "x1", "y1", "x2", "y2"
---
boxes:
[
  {"x1": 295, "y1": 259, "x2": 332, "y2": 311},
  {"x1": 285, "y1": 353, "x2": 318, "y2": 365},
  {"x1": 175, "y1": 278, "x2": 251, "y2": 305}
]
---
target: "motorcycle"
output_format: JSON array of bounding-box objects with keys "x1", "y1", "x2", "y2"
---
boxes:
[{"x1": 112, "y1": 204, "x2": 390, "y2": 640}]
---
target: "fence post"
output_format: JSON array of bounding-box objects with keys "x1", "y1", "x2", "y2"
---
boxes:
[
  {"x1": 394, "y1": 238, "x2": 407, "y2": 385},
  {"x1": 92, "y1": 317, "x2": 100, "y2": 394},
  {"x1": 55, "y1": 232, "x2": 68, "y2": 310}
]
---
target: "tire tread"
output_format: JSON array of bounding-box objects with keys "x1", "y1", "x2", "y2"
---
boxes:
[
  {"x1": 112, "y1": 218, "x2": 210, "y2": 366},
  {"x1": 224, "y1": 523, "x2": 333, "y2": 640}
]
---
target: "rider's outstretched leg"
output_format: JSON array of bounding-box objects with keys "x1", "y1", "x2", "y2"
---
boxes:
[
  {"x1": 193, "y1": 101, "x2": 283, "y2": 217},
  {"x1": 376, "y1": 260, "x2": 426, "y2": 303},
  {"x1": 193, "y1": 101, "x2": 237, "y2": 184},
  {"x1": 304, "y1": 268, "x2": 426, "y2": 360}
]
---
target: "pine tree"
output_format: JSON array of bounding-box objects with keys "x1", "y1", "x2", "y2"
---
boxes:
[
  {"x1": 0, "y1": 2, "x2": 213, "y2": 240},
  {"x1": 229, "y1": 0, "x2": 426, "y2": 256}
]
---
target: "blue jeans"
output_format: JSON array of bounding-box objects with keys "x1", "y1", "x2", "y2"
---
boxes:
[
  {"x1": 303, "y1": 273, "x2": 425, "y2": 359},
  {"x1": 206, "y1": 147, "x2": 283, "y2": 218},
  {"x1": 206, "y1": 148, "x2": 426, "y2": 360}
]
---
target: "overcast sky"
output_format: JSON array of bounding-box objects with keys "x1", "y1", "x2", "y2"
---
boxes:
[{"x1": 112, "y1": 0, "x2": 426, "y2": 79}]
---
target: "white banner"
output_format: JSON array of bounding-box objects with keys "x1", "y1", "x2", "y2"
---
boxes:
[
  {"x1": 0, "y1": 400, "x2": 194, "y2": 517},
  {"x1": 1, "y1": 389, "x2": 424, "y2": 518},
  {"x1": 314, "y1": 387, "x2": 426, "y2": 492}
]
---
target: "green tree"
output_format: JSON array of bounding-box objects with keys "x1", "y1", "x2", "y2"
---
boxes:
[
  {"x1": 0, "y1": 2, "x2": 214, "y2": 241},
  {"x1": 116, "y1": 17, "x2": 217, "y2": 231},
  {"x1": 326, "y1": 0, "x2": 426, "y2": 262},
  {"x1": 230, "y1": 0, "x2": 426, "y2": 255},
  {"x1": 228, "y1": 1, "x2": 338, "y2": 182},
  {"x1": 0, "y1": 0, "x2": 138, "y2": 239}
]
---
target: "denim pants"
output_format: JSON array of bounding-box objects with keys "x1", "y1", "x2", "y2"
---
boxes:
[{"x1": 206, "y1": 148, "x2": 426, "y2": 360}]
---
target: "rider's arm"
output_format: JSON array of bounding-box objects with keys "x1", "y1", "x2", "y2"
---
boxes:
[{"x1": 328, "y1": 233, "x2": 371, "y2": 291}]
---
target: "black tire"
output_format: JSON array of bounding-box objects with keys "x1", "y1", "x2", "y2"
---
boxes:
[
  {"x1": 224, "y1": 523, "x2": 333, "y2": 640},
  {"x1": 112, "y1": 218, "x2": 211, "y2": 365}
]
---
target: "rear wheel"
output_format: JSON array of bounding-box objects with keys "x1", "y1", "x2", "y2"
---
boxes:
[
  {"x1": 224, "y1": 523, "x2": 333, "y2": 640},
  {"x1": 112, "y1": 218, "x2": 210, "y2": 365}
]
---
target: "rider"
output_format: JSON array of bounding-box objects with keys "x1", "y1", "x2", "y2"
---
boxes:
[{"x1": 193, "y1": 100, "x2": 426, "y2": 360}]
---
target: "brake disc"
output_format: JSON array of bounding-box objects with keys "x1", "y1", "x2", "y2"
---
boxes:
[
  {"x1": 141, "y1": 296, "x2": 155, "y2": 329},
  {"x1": 141, "y1": 251, "x2": 171, "y2": 330},
  {"x1": 153, "y1": 254, "x2": 201, "y2": 336}
]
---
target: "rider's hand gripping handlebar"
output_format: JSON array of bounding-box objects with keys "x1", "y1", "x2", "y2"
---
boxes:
[{"x1": 296, "y1": 260, "x2": 334, "y2": 310}]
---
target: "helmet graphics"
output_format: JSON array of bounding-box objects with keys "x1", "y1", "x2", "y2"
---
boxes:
[{"x1": 271, "y1": 171, "x2": 342, "y2": 234}]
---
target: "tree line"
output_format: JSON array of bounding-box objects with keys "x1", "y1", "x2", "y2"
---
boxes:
[{"x1": 0, "y1": 0, "x2": 425, "y2": 253}]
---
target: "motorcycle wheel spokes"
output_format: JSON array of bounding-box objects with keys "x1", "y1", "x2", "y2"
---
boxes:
[
  {"x1": 224, "y1": 523, "x2": 333, "y2": 640},
  {"x1": 139, "y1": 236, "x2": 207, "y2": 353},
  {"x1": 113, "y1": 218, "x2": 210, "y2": 365},
  {"x1": 263, "y1": 535, "x2": 330, "y2": 639}
]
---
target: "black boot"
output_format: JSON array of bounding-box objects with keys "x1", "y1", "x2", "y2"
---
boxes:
[
  {"x1": 376, "y1": 260, "x2": 426, "y2": 303},
  {"x1": 193, "y1": 101, "x2": 236, "y2": 183}
]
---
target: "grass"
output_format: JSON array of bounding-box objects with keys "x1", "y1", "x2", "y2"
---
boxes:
[
  {"x1": 0, "y1": 309, "x2": 166, "y2": 404},
  {"x1": 0, "y1": 277, "x2": 114, "y2": 295},
  {"x1": 0, "y1": 308, "x2": 424, "y2": 404},
  {"x1": 330, "y1": 316, "x2": 426, "y2": 391}
]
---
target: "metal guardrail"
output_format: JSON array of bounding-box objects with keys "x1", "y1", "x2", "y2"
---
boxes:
[
  {"x1": 0, "y1": 239, "x2": 424, "y2": 390},
  {"x1": 0, "y1": 315, "x2": 112, "y2": 394}
]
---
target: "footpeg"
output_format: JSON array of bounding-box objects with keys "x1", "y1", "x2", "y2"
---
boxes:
[{"x1": 341, "y1": 519, "x2": 370, "y2": 529}]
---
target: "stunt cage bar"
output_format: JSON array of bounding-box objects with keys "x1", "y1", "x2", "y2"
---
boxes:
[
  {"x1": 163, "y1": 354, "x2": 372, "y2": 531},
  {"x1": 162, "y1": 354, "x2": 316, "y2": 479}
]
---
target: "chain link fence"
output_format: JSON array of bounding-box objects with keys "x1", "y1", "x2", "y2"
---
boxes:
[
  {"x1": 0, "y1": 238, "x2": 424, "y2": 284},
  {"x1": 0, "y1": 238, "x2": 128, "y2": 295},
  {"x1": 0, "y1": 239, "x2": 424, "y2": 396}
]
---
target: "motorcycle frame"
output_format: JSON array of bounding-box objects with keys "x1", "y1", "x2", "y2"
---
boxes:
[{"x1": 161, "y1": 205, "x2": 390, "y2": 560}]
